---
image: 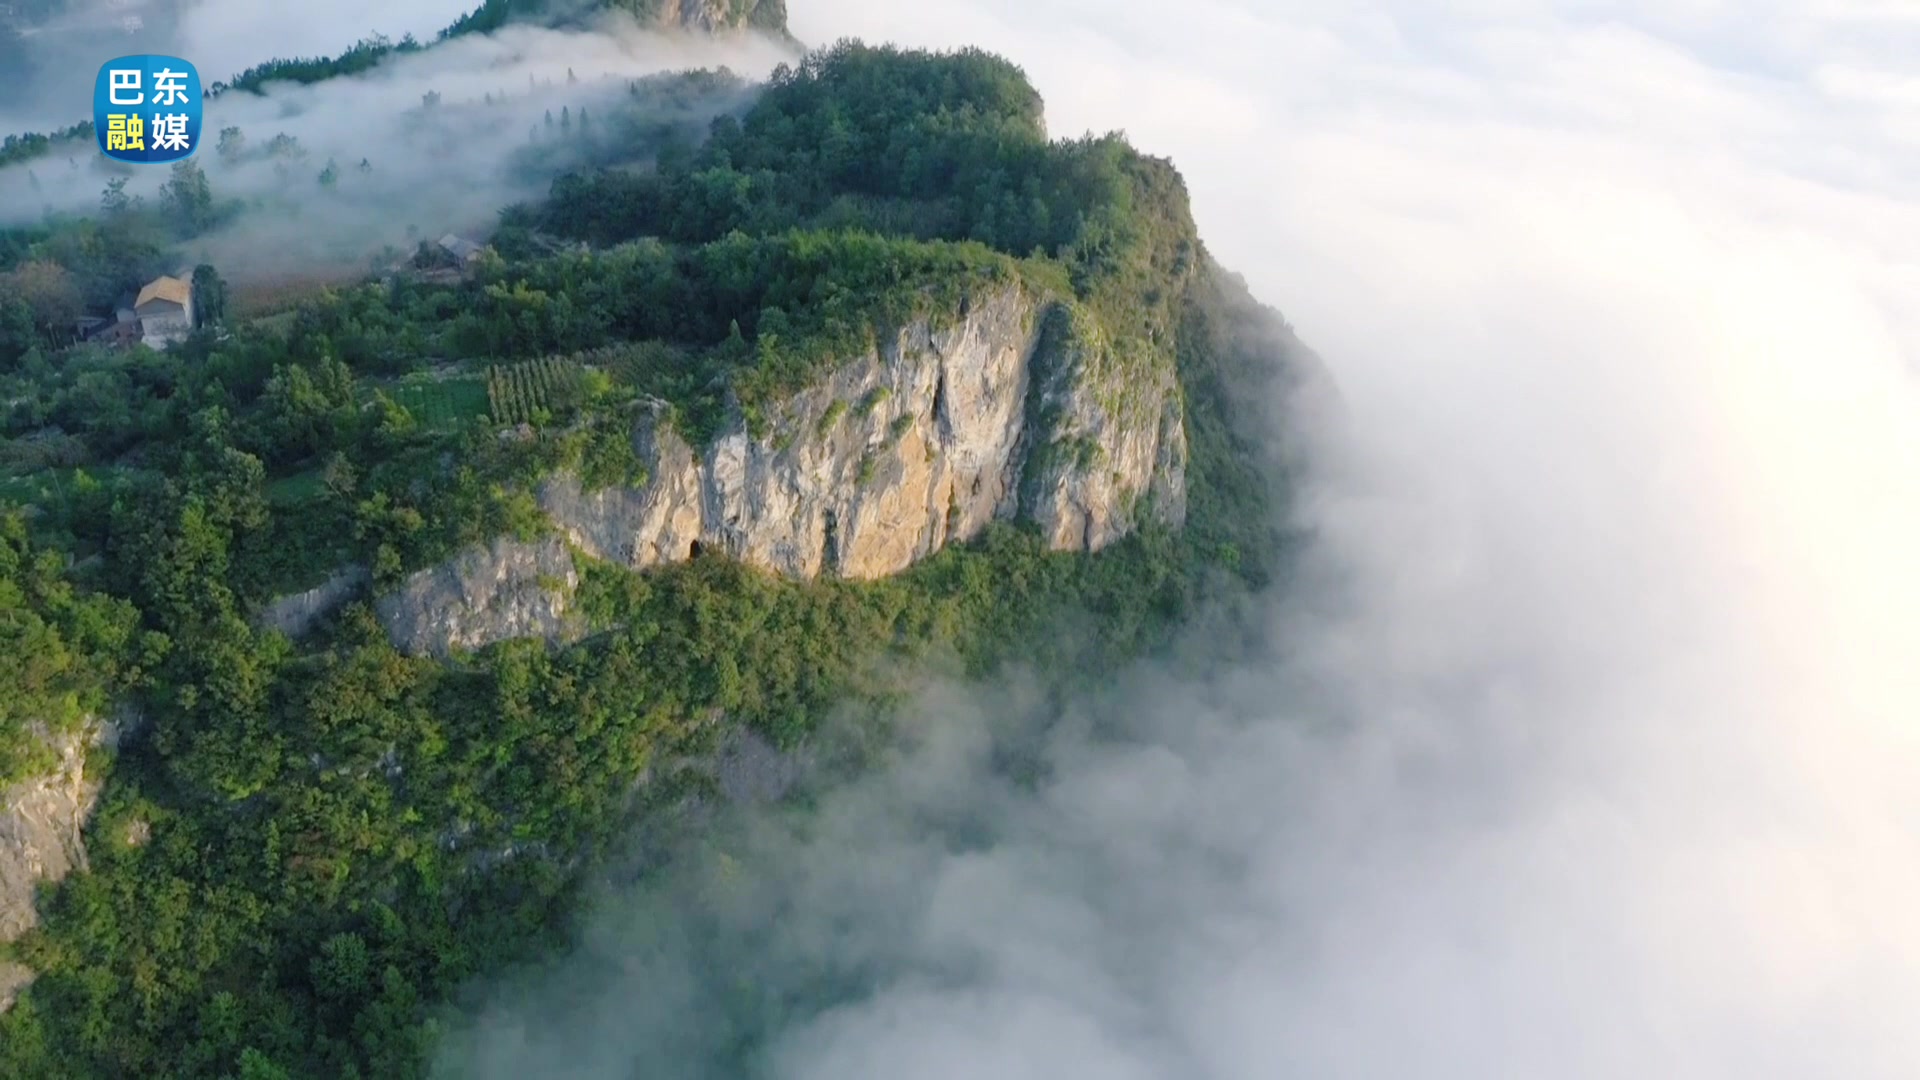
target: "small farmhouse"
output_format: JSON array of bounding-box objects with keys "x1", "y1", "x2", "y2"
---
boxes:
[{"x1": 134, "y1": 275, "x2": 194, "y2": 349}]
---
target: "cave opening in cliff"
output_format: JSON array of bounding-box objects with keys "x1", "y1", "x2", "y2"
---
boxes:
[{"x1": 689, "y1": 540, "x2": 704, "y2": 559}]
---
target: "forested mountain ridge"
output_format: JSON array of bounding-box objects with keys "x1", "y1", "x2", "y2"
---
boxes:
[
  {"x1": 0, "y1": 0, "x2": 790, "y2": 170},
  {"x1": 444, "y1": 0, "x2": 790, "y2": 40},
  {"x1": 0, "y1": 34, "x2": 1318, "y2": 1079},
  {"x1": 297, "y1": 0, "x2": 793, "y2": 103}
]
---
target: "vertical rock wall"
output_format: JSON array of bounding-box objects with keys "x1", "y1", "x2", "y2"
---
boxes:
[{"x1": 377, "y1": 284, "x2": 1188, "y2": 655}]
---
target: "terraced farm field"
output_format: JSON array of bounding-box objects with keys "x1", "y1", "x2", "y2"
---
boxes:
[
  {"x1": 486, "y1": 356, "x2": 586, "y2": 425},
  {"x1": 382, "y1": 376, "x2": 490, "y2": 428}
]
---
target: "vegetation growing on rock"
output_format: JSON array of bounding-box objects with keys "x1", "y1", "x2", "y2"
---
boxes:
[{"x1": 0, "y1": 35, "x2": 1310, "y2": 1079}]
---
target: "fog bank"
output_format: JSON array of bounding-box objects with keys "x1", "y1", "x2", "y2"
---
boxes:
[
  {"x1": 2, "y1": 8, "x2": 793, "y2": 283},
  {"x1": 432, "y1": 2, "x2": 1920, "y2": 1077},
  {"x1": 0, "y1": 0, "x2": 476, "y2": 134}
]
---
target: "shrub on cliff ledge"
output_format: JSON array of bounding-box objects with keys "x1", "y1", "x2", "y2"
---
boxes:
[{"x1": 0, "y1": 511, "x2": 140, "y2": 786}]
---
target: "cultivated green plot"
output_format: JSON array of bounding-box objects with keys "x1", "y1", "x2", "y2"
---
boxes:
[
  {"x1": 486, "y1": 356, "x2": 587, "y2": 426},
  {"x1": 381, "y1": 377, "x2": 491, "y2": 429}
]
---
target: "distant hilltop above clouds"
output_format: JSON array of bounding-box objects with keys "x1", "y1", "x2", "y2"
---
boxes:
[{"x1": 454, "y1": 0, "x2": 791, "y2": 37}]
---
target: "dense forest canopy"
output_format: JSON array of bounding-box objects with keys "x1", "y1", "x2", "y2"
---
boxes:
[
  {"x1": 0, "y1": 120, "x2": 94, "y2": 171},
  {"x1": 0, "y1": 32, "x2": 1304, "y2": 1080},
  {"x1": 0, "y1": 510, "x2": 141, "y2": 787},
  {"x1": 216, "y1": 34, "x2": 428, "y2": 97},
  {"x1": 442, "y1": 0, "x2": 791, "y2": 38}
]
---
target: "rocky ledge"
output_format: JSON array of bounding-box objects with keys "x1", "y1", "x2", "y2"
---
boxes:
[
  {"x1": 374, "y1": 284, "x2": 1187, "y2": 656},
  {"x1": 0, "y1": 718, "x2": 121, "y2": 1013}
]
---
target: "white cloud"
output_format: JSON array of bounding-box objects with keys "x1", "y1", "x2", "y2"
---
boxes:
[
  {"x1": 0, "y1": 11, "x2": 796, "y2": 281},
  {"x1": 0, "y1": 0, "x2": 477, "y2": 134},
  {"x1": 71, "y1": 3, "x2": 1896, "y2": 1077},
  {"x1": 440, "y1": 2, "x2": 1920, "y2": 1075},
  {"x1": 174, "y1": 0, "x2": 478, "y2": 84}
]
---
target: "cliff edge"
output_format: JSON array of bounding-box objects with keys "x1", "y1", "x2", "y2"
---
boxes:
[
  {"x1": 375, "y1": 283, "x2": 1188, "y2": 656},
  {"x1": 0, "y1": 718, "x2": 118, "y2": 1013},
  {"x1": 554, "y1": 0, "x2": 790, "y2": 35}
]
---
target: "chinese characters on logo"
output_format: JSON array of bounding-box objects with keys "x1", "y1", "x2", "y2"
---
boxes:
[
  {"x1": 154, "y1": 113, "x2": 191, "y2": 152},
  {"x1": 94, "y1": 56, "x2": 203, "y2": 164},
  {"x1": 109, "y1": 68, "x2": 142, "y2": 105},
  {"x1": 106, "y1": 114, "x2": 145, "y2": 152}
]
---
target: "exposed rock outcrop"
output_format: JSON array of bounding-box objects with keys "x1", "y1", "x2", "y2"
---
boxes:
[
  {"x1": 541, "y1": 285, "x2": 1185, "y2": 581},
  {"x1": 256, "y1": 564, "x2": 369, "y2": 640},
  {"x1": 0, "y1": 718, "x2": 119, "y2": 1012},
  {"x1": 376, "y1": 283, "x2": 1186, "y2": 656},
  {"x1": 0, "y1": 962, "x2": 31, "y2": 1015},
  {"x1": 595, "y1": 0, "x2": 789, "y2": 35},
  {"x1": 667, "y1": 0, "x2": 787, "y2": 33},
  {"x1": 1019, "y1": 305, "x2": 1190, "y2": 551},
  {"x1": 375, "y1": 537, "x2": 583, "y2": 658}
]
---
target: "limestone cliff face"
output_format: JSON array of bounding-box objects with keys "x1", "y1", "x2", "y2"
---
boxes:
[
  {"x1": 375, "y1": 537, "x2": 583, "y2": 658},
  {"x1": 542, "y1": 284, "x2": 1186, "y2": 581},
  {"x1": 257, "y1": 565, "x2": 369, "y2": 640},
  {"x1": 0, "y1": 718, "x2": 119, "y2": 1013},
  {"x1": 377, "y1": 284, "x2": 1186, "y2": 656},
  {"x1": 630, "y1": 0, "x2": 788, "y2": 34},
  {"x1": 1019, "y1": 305, "x2": 1190, "y2": 551},
  {"x1": 542, "y1": 285, "x2": 1043, "y2": 579}
]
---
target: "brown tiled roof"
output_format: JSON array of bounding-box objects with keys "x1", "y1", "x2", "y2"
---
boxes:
[{"x1": 135, "y1": 275, "x2": 191, "y2": 309}]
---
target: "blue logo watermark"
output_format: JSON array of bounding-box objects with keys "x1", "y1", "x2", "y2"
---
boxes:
[{"x1": 93, "y1": 56, "x2": 203, "y2": 164}]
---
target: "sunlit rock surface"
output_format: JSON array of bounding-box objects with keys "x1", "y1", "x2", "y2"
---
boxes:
[{"x1": 380, "y1": 284, "x2": 1186, "y2": 655}]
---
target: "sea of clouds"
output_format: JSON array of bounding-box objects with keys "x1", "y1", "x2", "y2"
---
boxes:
[
  {"x1": 19, "y1": 2, "x2": 1920, "y2": 1075},
  {"x1": 435, "y1": 3, "x2": 1920, "y2": 1076}
]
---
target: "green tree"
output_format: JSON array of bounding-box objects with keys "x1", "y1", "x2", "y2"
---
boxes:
[
  {"x1": 160, "y1": 159, "x2": 217, "y2": 236},
  {"x1": 251, "y1": 360, "x2": 356, "y2": 465},
  {"x1": 322, "y1": 451, "x2": 359, "y2": 500},
  {"x1": 311, "y1": 932, "x2": 371, "y2": 1002},
  {"x1": 99, "y1": 175, "x2": 131, "y2": 216},
  {"x1": 0, "y1": 260, "x2": 83, "y2": 347},
  {"x1": 191, "y1": 264, "x2": 229, "y2": 328},
  {"x1": 235, "y1": 1047, "x2": 295, "y2": 1080},
  {"x1": 0, "y1": 296, "x2": 35, "y2": 370},
  {"x1": 266, "y1": 132, "x2": 305, "y2": 159}
]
